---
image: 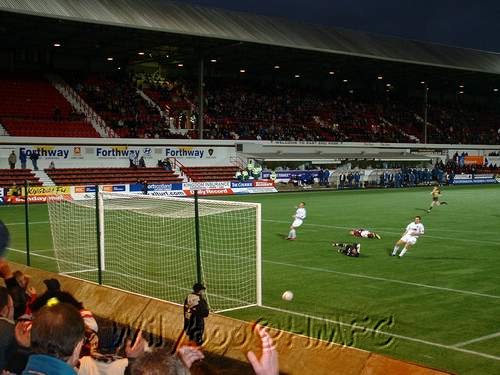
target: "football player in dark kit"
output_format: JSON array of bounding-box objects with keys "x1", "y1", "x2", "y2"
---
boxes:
[{"x1": 332, "y1": 242, "x2": 361, "y2": 257}]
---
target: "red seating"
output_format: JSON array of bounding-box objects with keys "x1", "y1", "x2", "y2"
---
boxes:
[
  {"x1": 45, "y1": 167, "x2": 182, "y2": 185},
  {"x1": 0, "y1": 169, "x2": 42, "y2": 187},
  {"x1": 0, "y1": 74, "x2": 101, "y2": 138},
  {"x1": 2, "y1": 119, "x2": 100, "y2": 138},
  {"x1": 181, "y1": 166, "x2": 239, "y2": 182}
]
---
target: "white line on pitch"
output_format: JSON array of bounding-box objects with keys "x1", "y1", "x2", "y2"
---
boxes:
[
  {"x1": 264, "y1": 219, "x2": 500, "y2": 245},
  {"x1": 264, "y1": 259, "x2": 500, "y2": 299},
  {"x1": 452, "y1": 331, "x2": 500, "y2": 348},
  {"x1": 61, "y1": 269, "x2": 98, "y2": 275},
  {"x1": 375, "y1": 226, "x2": 500, "y2": 235},
  {"x1": 7, "y1": 247, "x2": 94, "y2": 269},
  {"x1": 261, "y1": 305, "x2": 500, "y2": 361},
  {"x1": 4, "y1": 221, "x2": 50, "y2": 226},
  {"x1": 7, "y1": 247, "x2": 253, "y2": 308},
  {"x1": 261, "y1": 306, "x2": 500, "y2": 361}
]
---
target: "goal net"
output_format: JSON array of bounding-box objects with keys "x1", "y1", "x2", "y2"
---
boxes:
[{"x1": 47, "y1": 192, "x2": 261, "y2": 312}]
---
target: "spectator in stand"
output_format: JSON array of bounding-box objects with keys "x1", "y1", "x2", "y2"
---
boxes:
[
  {"x1": 20, "y1": 150, "x2": 27, "y2": 169},
  {"x1": 129, "y1": 153, "x2": 136, "y2": 168},
  {"x1": 242, "y1": 169, "x2": 249, "y2": 181},
  {"x1": 8, "y1": 151, "x2": 16, "y2": 169},
  {"x1": 130, "y1": 346, "x2": 203, "y2": 375},
  {"x1": 0, "y1": 286, "x2": 15, "y2": 371},
  {"x1": 4, "y1": 270, "x2": 36, "y2": 320},
  {"x1": 29, "y1": 151, "x2": 39, "y2": 171},
  {"x1": 138, "y1": 156, "x2": 146, "y2": 168},
  {"x1": 49, "y1": 161, "x2": 56, "y2": 169},
  {"x1": 10, "y1": 182, "x2": 21, "y2": 197},
  {"x1": 53, "y1": 106, "x2": 62, "y2": 121},
  {"x1": 235, "y1": 169, "x2": 243, "y2": 181},
  {"x1": 183, "y1": 283, "x2": 209, "y2": 346},
  {"x1": 30, "y1": 288, "x2": 98, "y2": 337},
  {"x1": 130, "y1": 324, "x2": 278, "y2": 375},
  {"x1": 252, "y1": 164, "x2": 262, "y2": 179},
  {"x1": 163, "y1": 158, "x2": 172, "y2": 171},
  {"x1": 269, "y1": 170, "x2": 277, "y2": 182},
  {"x1": 22, "y1": 302, "x2": 85, "y2": 375},
  {"x1": 79, "y1": 329, "x2": 145, "y2": 375}
]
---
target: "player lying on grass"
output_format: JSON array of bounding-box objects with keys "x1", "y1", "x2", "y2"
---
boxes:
[
  {"x1": 391, "y1": 216, "x2": 424, "y2": 257},
  {"x1": 287, "y1": 202, "x2": 306, "y2": 240},
  {"x1": 427, "y1": 185, "x2": 447, "y2": 213},
  {"x1": 350, "y1": 228, "x2": 381, "y2": 239},
  {"x1": 332, "y1": 242, "x2": 361, "y2": 257}
]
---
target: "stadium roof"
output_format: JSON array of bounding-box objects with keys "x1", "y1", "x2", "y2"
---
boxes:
[{"x1": 2, "y1": 0, "x2": 500, "y2": 75}]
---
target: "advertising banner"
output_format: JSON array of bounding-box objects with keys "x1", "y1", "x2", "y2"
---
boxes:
[
  {"x1": 96, "y1": 146, "x2": 154, "y2": 160},
  {"x1": 261, "y1": 170, "x2": 320, "y2": 183},
  {"x1": 26, "y1": 186, "x2": 71, "y2": 195},
  {"x1": 130, "y1": 183, "x2": 183, "y2": 192},
  {"x1": 231, "y1": 181, "x2": 254, "y2": 188},
  {"x1": 20, "y1": 146, "x2": 74, "y2": 160},
  {"x1": 4, "y1": 195, "x2": 68, "y2": 204},
  {"x1": 183, "y1": 188, "x2": 234, "y2": 196},
  {"x1": 252, "y1": 180, "x2": 275, "y2": 188},
  {"x1": 464, "y1": 156, "x2": 485, "y2": 165},
  {"x1": 184, "y1": 181, "x2": 231, "y2": 190},
  {"x1": 4, "y1": 185, "x2": 72, "y2": 204},
  {"x1": 452, "y1": 174, "x2": 497, "y2": 185},
  {"x1": 165, "y1": 146, "x2": 218, "y2": 160}
]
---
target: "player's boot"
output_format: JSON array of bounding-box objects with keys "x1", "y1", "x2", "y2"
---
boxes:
[{"x1": 375, "y1": 233, "x2": 381, "y2": 239}]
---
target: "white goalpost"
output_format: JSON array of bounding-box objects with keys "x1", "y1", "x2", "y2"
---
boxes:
[{"x1": 47, "y1": 190, "x2": 262, "y2": 312}]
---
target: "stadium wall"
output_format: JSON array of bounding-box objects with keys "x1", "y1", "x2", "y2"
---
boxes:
[
  {"x1": 2, "y1": 137, "x2": 500, "y2": 170},
  {"x1": 8, "y1": 262, "x2": 451, "y2": 375}
]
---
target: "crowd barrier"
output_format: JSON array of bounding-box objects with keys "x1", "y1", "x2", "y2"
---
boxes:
[{"x1": 0, "y1": 180, "x2": 278, "y2": 204}]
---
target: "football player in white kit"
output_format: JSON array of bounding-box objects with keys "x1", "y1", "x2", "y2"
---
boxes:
[
  {"x1": 287, "y1": 202, "x2": 306, "y2": 240},
  {"x1": 391, "y1": 216, "x2": 424, "y2": 257}
]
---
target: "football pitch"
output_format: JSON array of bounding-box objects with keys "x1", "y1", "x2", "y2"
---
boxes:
[{"x1": 2, "y1": 185, "x2": 500, "y2": 374}]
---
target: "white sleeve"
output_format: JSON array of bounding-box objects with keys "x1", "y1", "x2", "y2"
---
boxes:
[{"x1": 296, "y1": 209, "x2": 306, "y2": 220}]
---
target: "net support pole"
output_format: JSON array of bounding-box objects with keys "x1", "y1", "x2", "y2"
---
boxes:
[
  {"x1": 198, "y1": 57, "x2": 205, "y2": 140},
  {"x1": 95, "y1": 185, "x2": 105, "y2": 284},
  {"x1": 194, "y1": 190, "x2": 202, "y2": 284},
  {"x1": 24, "y1": 180, "x2": 30, "y2": 266},
  {"x1": 424, "y1": 83, "x2": 428, "y2": 144},
  {"x1": 256, "y1": 203, "x2": 262, "y2": 306}
]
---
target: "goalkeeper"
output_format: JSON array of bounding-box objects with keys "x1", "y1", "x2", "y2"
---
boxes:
[{"x1": 332, "y1": 242, "x2": 361, "y2": 257}]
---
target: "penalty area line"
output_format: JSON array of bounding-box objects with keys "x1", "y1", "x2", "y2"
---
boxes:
[
  {"x1": 264, "y1": 219, "x2": 500, "y2": 245},
  {"x1": 261, "y1": 305, "x2": 500, "y2": 362},
  {"x1": 264, "y1": 259, "x2": 500, "y2": 300},
  {"x1": 452, "y1": 331, "x2": 500, "y2": 348}
]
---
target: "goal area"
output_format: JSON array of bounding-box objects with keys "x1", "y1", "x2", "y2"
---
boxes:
[{"x1": 47, "y1": 191, "x2": 261, "y2": 312}]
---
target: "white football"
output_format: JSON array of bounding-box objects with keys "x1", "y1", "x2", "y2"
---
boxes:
[{"x1": 282, "y1": 290, "x2": 294, "y2": 301}]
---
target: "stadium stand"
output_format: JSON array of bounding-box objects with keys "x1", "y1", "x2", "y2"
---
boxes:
[
  {"x1": 72, "y1": 74, "x2": 181, "y2": 139},
  {"x1": 2, "y1": 72, "x2": 500, "y2": 144},
  {"x1": 0, "y1": 75, "x2": 100, "y2": 138},
  {"x1": 44, "y1": 167, "x2": 182, "y2": 185},
  {"x1": 0, "y1": 169, "x2": 42, "y2": 187},
  {"x1": 181, "y1": 166, "x2": 239, "y2": 181}
]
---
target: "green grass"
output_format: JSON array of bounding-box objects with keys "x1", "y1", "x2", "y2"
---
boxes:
[{"x1": 2, "y1": 185, "x2": 500, "y2": 374}]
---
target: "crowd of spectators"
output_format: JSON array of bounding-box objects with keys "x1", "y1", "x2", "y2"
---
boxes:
[
  {"x1": 0, "y1": 257, "x2": 278, "y2": 375},
  {"x1": 73, "y1": 74, "x2": 191, "y2": 140},
  {"x1": 64, "y1": 72, "x2": 500, "y2": 145}
]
